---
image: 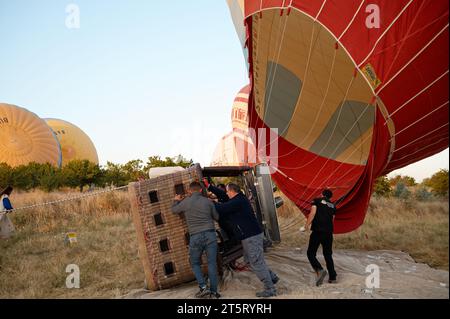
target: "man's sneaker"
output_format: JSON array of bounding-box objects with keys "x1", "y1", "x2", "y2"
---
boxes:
[
  {"x1": 195, "y1": 287, "x2": 210, "y2": 298},
  {"x1": 256, "y1": 289, "x2": 277, "y2": 298},
  {"x1": 328, "y1": 278, "x2": 337, "y2": 284},
  {"x1": 315, "y1": 269, "x2": 327, "y2": 287},
  {"x1": 208, "y1": 292, "x2": 221, "y2": 299},
  {"x1": 272, "y1": 274, "x2": 280, "y2": 285}
]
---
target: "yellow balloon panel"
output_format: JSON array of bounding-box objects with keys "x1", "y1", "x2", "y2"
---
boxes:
[
  {"x1": 0, "y1": 103, "x2": 62, "y2": 167},
  {"x1": 45, "y1": 118, "x2": 98, "y2": 165},
  {"x1": 251, "y1": 10, "x2": 375, "y2": 165}
]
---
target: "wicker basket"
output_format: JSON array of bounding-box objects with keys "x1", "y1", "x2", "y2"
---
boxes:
[{"x1": 128, "y1": 164, "x2": 209, "y2": 290}]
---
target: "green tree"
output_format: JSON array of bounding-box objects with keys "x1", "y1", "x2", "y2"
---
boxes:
[
  {"x1": 102, "y1": 161, "x2": 129, "y2": 187},
  {"x1": 123, "y1": 159, "x2": 146, "y2": 181},
  {"x1": 389, "y1": 175, "x2": 417, "y2": 187},
  {"x1": 144, "y1": 155, "x2": 193, "y2": 171},
  {"x1": 38, "y1": 163, "x2": 64, "y2": 192},
  {"x1": 62, "y1": 160, "x2": 102, "y2": 192},
  {"x1": 11, "y1": 164, "x2": 34, "y2": 190},
  {"x1": 28, "y1": 162, "x2": 48, "y2": 189},
  {"x1": 172, "y1": 154, "x2": 194, "y2": 168},
  {"x1": 373, "y1": 176, "x2": 391, "y2": 197},
  {"x1": 424, "y1": 169, "x2": 449, "y2": 197},
  {"x1": 0, "y1": 163, "x2": 13, "y2": 189}
]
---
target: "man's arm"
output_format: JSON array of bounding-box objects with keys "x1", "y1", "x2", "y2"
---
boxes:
[
  {"x1": 214, "y1": 198, "x2": 240, "y2": 216},
  {"x1": 305, "y1": 205, "x2": 317, "y2": 231},
  {"x1": 171, "y1": 195, "x2": 188, "y2": 214},
  {"x1": 208, "y1": 185, "x2": 229, "y2": 202}
]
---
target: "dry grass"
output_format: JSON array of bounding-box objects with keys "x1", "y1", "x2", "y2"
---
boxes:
[
  {"x1": 0, "y1": 190, "x2": 143, "y2": 299},
  {"x1": 0, "y1": 189, "x2": 448, "y2": 298},
  {"x1": 278, "y1": 193, "x2": 449, "y2": 270}
]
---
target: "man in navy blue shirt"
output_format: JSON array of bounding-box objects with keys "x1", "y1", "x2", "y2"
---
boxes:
[
  {"x1": 203, "y1": 178, "x2": 239, "y2": 245},
  {"x1": 214, "y1": 183, "x2": 279, "y2": 298}
]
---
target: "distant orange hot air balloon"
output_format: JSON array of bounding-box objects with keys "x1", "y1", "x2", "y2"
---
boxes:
[
  {"x1": 45, "y1": 118, "x2": 99, "y2": 166},
  {"x1": 0, "y1": 103, "x2": 62, "y2": 167},
  {"x1": 228, "y1": 0, "x2": 449, "y2": 233}
]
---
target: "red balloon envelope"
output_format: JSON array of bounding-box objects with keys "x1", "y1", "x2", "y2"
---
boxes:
[{"x1": 229, "y1": 0, "x2": 449, "y2": 233}]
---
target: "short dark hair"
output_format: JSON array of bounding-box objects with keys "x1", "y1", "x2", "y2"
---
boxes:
[
  {"x1": 1, "y1": 186, "x2": 13, "y2": 196},
  {"x1": 226, "y1": 183, "x2": 241, "y2": 193},
  {"x1": 217, "y1": 184, "x2": 226, "y2": 190},
  {"x1": 189, "y1": 181, "x2": 202, "y2": 192},
  {"x1": 322, "y1": 189, "x2": 333, "y2": 199}
]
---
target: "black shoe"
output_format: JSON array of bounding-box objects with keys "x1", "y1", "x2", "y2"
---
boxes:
[
  {"x1": 195, "y1": 287, "x2": 210, "y2": 298},
  {"x1": 316, "y1": 270, "x2": 327, "y2": 287},
  {"x1": 256, "y1": 289, "x2": 277, "y2": 298},
  {"x1": 328, "y1": 276, "x2": 337, "y2": 284},
  {"x1": 272, "y1": 274, "x2": 280, "y2": 285},
  {"x1": 208, "y1": 292, "x2": 221, "y2": 299}
]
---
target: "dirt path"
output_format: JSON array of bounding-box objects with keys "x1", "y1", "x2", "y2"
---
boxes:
[{"x1": 123, "y1": 246, "x2": 449, "y2": 299}]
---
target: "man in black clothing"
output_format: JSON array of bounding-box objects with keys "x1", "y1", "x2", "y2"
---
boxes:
[
  {"x1": 305, "y1": 189, "x2": 337, "y2": 286},
  {"x1": 203, "y1": 179, "x2": 237, "y2": 243},
  {"x1": 208, "y1": 182, "x2": 229, "y2": 203}
]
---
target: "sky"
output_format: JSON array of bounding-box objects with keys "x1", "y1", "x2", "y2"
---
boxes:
[{"x1": 0, "y1": 0, "x2": 447, "y2": 183}]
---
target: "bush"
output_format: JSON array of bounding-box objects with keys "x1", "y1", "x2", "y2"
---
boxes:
[
  {"x1": 393, "y1": 182, "x2": 411, "y2": 200},
  {"x1": 414, "y1": 187, "x2": 433, "y2": 202},
  {"x1": 424, "y1": 169, "x2": 449, "y2": 198},
  {"x1": 373, "y1": 176, "x2": 391, "y2": 197}
]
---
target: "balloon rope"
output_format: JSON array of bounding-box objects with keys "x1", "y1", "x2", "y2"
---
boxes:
[
  {"x1": 4, "y1": 185, "x2": 129, "y2": 214},
  {"x1": 389, "y1": 101, "x2": 449, "y2": 139},
  {"x1": 337, "y1": 0, "x2": 365, "y2": 41},
  {"x1": 357, "y1": 0, "x2": 414, "y2": 68},
  {"x1": 373, "y1": 0, "x2": 427, "y2": 93},
  {"x1": 392, "y1": 122, "x2": 449, "y2": 154},
  {"x1": 294, "y1": 85, "x2": 368, "y2": 200},
  {"x1": 377, "y1": 23, "x2": 449, "y2": 95},
  {"x1": 388, "y1": 136, "x2": 449, "y2": 166},
  {"x1": 272, "y1": 126, "x2": 374, "y2": 194},
  {"x1": 383, "y1": 70, "x2": 449, "y2": 123},
  {"x1": 273, "y1": 74, "x2": 367, "y2": 171}
]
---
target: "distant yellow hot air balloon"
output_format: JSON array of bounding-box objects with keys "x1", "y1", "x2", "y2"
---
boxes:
[
  {"x1": 45, "y1": 118, "x2": 99, "y2": 166},
  {"x1": 0, "y1": 103, "x2": 62, "y2": 167}
]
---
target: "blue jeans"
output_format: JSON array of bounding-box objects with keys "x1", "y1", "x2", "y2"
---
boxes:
[{"x1": 189, "y1": 230, "x2": 219, "y2": 293}]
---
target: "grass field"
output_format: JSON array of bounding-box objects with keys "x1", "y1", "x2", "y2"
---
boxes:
[
  {"x1": 0, "y1": 189, "x2": 448, "y2": 298},
  {"x1": 277, "y1": 193, "x2": 449, "y2": 270}
]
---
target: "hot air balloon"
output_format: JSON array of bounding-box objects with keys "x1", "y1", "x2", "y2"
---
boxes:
[
  {"x1": 211, "y1": 85, "x2": 257, "y2": 166},
  {"x1": 0, "y1": 103, "x2": 62, "y2": 167},
  {"x1": 45, "y1": 118, "x2": 99, "y2": 166},
  {"x1": 228, "y1": 0, "x2": 449, "y2": 233}
]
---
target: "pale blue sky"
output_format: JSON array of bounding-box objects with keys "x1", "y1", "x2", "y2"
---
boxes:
[{"x1": 0, "y1": 1, "x2": 447, "y2": 182}]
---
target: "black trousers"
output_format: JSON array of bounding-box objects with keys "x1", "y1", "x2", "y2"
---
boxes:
[{"x1": 307, "y1": 231, "x2": 337, "y2": 279}]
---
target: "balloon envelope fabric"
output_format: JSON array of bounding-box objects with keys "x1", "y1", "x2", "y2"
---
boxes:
[
  {"x1": 0, "y1": 103, "x2": 62, "y2": 168},
  {"x1": 229, "y1": 0, "x2": 449, "y2": 233}
]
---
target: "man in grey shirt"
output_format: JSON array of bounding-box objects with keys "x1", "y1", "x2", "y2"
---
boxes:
[{"x1": 172, "y1": 181, "x2": 220, "y2": 298}]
